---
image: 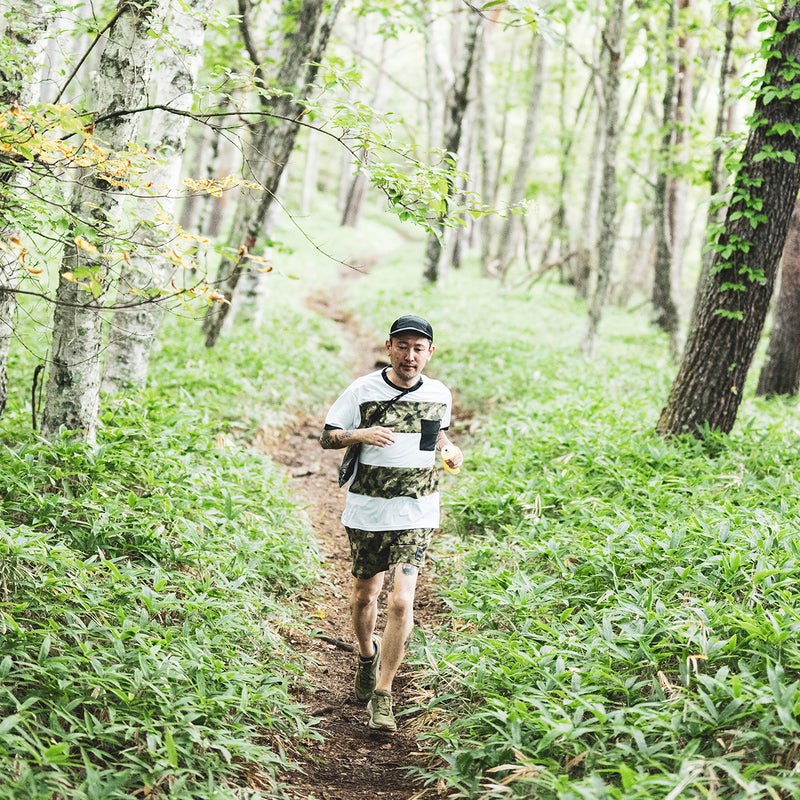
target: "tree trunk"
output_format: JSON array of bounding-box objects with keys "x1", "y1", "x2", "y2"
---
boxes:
[
  {"x1": 656, "y1": 0, "x2": 800, "y2": 437},
  {"x1": 422, "y1": 7, "x2": 482, "y2": 284},
  {"x1": 756, "y1": 199, "x2": 800, "y2": 397},
  {"x1": 651, "y1": 0, "x2": 681, "y2": 357},
  {"x1": 41, "y1": 0, "x2": 169, "y2": 442},
  {"x1": 475, "y1": 16, "x2": 496, "y2": 276},
  {"x1": 667, "y1": 0, "x2": 694, "y2": 290},
  {"x1": 341, "y1": 31, "x2": 388, "y2": 227},
  {"x1": 0, "y1": 0, "x2": 50, "y2": 419},
  {"x1": 102, "y1": 0, "x2": 211, "y2": 395},
  {"x1": 495, "y1": 34, "x2": 547, "y2": 281},
  {"x1": 202, "y1": 0, "x2": 343, "y2": 348},
  {"x1": 581, "y1": 0, "x2": 626, "y2": 356},
  {"x1": 689, "y1": 0, "x2": 736, "y2": 335}
]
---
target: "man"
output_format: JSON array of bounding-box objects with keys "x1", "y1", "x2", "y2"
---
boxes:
[{"x1": 320, "y1": 314, "x2": 463, "y2": 731}]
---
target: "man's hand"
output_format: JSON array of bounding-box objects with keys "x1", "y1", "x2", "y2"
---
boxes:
[{"x1": 360, "y1": 426, "x2": 395, "y2": 447}]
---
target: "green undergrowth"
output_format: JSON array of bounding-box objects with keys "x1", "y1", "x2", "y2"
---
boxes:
[
  {"x1": 0, "y1": 302, "x2": 349, "y2": 799},
  {"x1": 347, "y1": 262, "x2": 800, "y2": 799}
]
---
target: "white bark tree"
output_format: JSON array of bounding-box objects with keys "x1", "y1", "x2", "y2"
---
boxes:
[
  {"x1": 41, "y1": 0, "x2": 170, "y2": 442},
  {"x1": 0, "y1": 1, "x2": 50, "y2": 418},
  {"x1": 581, "y1": 0, "x2": 626, "y2": 356},
  {"x1": 101, "y1": 0, "x2": 212, "y2": 395},
  {"x1": 495, "y1": 34, "x2": 547, "y2": 281}
]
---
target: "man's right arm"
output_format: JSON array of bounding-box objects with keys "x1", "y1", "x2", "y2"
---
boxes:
[{"x1": 320, "y1": 425, "x2": 396, "y2": 449}]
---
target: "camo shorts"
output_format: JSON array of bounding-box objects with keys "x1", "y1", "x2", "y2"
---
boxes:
[{"x1": 345, "y1": 526, "x2": 435, "y2": 579}]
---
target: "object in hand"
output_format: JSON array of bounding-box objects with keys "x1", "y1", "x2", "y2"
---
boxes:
[{"x1": 441, "y1": 444, "x2": 461, "y2": 474}]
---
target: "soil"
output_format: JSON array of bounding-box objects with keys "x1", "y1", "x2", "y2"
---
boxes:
[{"x1": 259, "y1": 291, "x2": 450, "y2": 800}]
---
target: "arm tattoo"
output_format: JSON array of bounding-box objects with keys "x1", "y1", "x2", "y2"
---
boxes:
[{"x1": 320, "y1": 428, "x2": 354, "y2": 449}]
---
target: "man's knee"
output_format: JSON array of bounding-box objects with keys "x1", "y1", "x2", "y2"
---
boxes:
[{"x1": 351, "y1": 577, "x2": 382, "y2": 609}]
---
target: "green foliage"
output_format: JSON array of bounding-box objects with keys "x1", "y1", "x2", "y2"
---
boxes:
[
  {"x1": 348, "y1": 263, "x2": 800, "y2": 799},
  {"x1": 0, "y1": 301, "x2": 348, "y2": 799}
]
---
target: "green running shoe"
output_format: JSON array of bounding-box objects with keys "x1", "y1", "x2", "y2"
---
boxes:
[
  {"x1": 354, "y1": 636, "x2": 381, "y2": 702},
  {"x1": 367, "y1": 689, "x2": 396, "y2": 731}
]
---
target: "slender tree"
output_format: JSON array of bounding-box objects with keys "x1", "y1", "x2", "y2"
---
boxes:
[
  {"x1": 202, "y1": 0, "x2": 344, "y2": 348},
  {"x1": 756, "y1": 197, "x2": 800, "y2": 397},
  {"x1": 656, "y1": 0, "x2": 800, "y2": 436},
  {"x1": 581, "y1": 0, "x2": 627, "y2": 356},
  {"x1": 495, "y1": 34, "x2": 547, "y2": 281},
  {"x1": 41, "y1": 0, "x2": 170, "y2": 442},
  {"x1": 689, "y1": 0, "x2": 737, "y2": 334},
  {"x1": 422, "y1": 5, "x2": 482, "y2": 284},
  {"x1": 651, "y1": 0, "x2": 681, "y2": 358}
]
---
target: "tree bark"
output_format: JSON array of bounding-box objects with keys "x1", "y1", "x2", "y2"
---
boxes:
[
  {"x1": 651, "y1": 0, "x2": 681, "y2": 358},
  {"x1": 756, "y1": 199, "x2": 800, "y2": 397},
  {"x1": 202, "y1": 0, "x2": 343, "y2": 348},
  {"x1": 422, "y1": 6, "x2": 482, "y2": 284},
  {"x1": 475, "y1": 16, "x2": 496, "y2": 276},
  {"x1": 0, "y1": 0, "x2": 50, "y2": 419},
  {"x1": 495, "y1": 34, "x2": 547, "y2": 281},
  {"x1": 581, "y1": 0, "x2": 626, "y2": 356},
  {"x1": 101, "y1": 0, "x2": 211, "y2": 395},
  {"x1": 689, "y1": 0, "x2": 736, "y2": 334},
  {"x1": 656, "y1": 0, "x2": 800, "y2": 436},
  {"x1": 41, "y1": 0, "x2": 169, "y2": 442}
]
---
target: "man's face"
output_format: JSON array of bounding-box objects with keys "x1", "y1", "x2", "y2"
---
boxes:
[{"x1": 386, "y1": 333, "x2": 434, "y2": 385}]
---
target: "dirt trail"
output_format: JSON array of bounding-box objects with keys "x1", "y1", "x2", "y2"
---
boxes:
[{"x1": 261, "y1": 292, "x2": 447, "y2": 800}]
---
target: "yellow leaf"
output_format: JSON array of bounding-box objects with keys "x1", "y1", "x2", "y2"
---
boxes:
[
  {"x1": 61, "y1": 272, "x2": 77, "y2": 282},
  {"x1": 74, "y1": 236, "x2": 98, "y2": 254}
]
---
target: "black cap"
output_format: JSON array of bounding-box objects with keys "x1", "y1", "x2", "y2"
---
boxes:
[{"x1": 389, "y1": 314, "x2": 433, "y2": 342}]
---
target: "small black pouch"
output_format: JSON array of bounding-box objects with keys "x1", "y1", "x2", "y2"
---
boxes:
[
  {"x1": 420, "y1": 419, "x2": 440, "y2": 451},
  {"x1": 338, "y1": 444, "x2": 361, "y2": 487}
]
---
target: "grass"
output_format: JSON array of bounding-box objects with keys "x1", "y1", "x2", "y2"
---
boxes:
[
  {"x1": 0, "y1": 293, "x2": 350, "y2": 799},
  {"x1": 345, "y1": 255, "x2": 800, "y2": 799},
  {"x1": 6, "y1": 196, "x2": 800, "y2": 799}
]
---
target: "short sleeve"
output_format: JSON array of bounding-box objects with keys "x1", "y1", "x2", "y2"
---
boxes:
[{"x1": 325, "y1": 383, "x2": 361, "y2": 431}]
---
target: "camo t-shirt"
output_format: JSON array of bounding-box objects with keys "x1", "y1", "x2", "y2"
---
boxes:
[{"x1": 325, "y1": 367, "x2": 452, "y2": 531}]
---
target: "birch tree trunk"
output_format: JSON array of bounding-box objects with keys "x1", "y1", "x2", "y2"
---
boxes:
[
  {"x1": 0, "y1": 1, "x2": 49, "y2": 419},
  {"x1": 656, "y1": 0, "x2": 800, "y2": 436},
  {"x1": 581, "y1": 0, "x2": 626, "y2": 356},
  {"x1": 756, "y1": 199, "x2": 800, "y2": 397},
  {"x1": 101, "y1": 0, "x2": 211, "y2": 395},
  {"x1": 422, "y1": 6, "x2": 482, "y2": 284},
  {"x1": 202, "y1": 0, "x2": 344, "y2": 348},
  {"x1": 41, "y1": 0, "x2": 169, "y2": 442},
  {"x1": 495, "y1": 34, "x2": 547, "y2": 282}
]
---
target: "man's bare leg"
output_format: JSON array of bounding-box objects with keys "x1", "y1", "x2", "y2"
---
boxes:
[
  {"x1": 351, "y1": 572, "x2": 384, "y2": 657},
  {"x1": 375, "y1": 562, "x2": 419, "y2": 692}
]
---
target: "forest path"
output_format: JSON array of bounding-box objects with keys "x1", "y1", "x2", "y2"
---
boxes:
[{"x1": 260, "y1": 288, "x2": 446, "y2": 800}]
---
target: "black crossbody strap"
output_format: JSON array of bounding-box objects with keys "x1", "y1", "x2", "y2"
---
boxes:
[{"x1": 337, "y1": 377, "x2": 421, "y2": 488}]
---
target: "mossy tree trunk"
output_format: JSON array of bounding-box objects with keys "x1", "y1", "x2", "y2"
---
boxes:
[{"x1": 656, "y1": 0, "x2": 800, "y2": 437}]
